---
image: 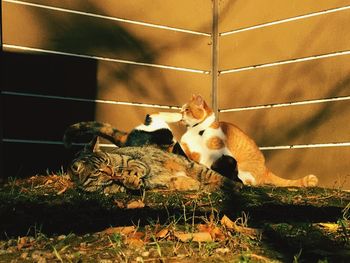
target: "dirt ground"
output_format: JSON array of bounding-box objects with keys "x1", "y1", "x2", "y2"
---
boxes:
[{"x1": 0, "y1": 174, "x2": 349, "y2": 262}]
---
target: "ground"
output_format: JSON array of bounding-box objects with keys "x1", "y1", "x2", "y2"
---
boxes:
[{"x1": 0, "y1": 174, "x2": 349, "y2": 262}]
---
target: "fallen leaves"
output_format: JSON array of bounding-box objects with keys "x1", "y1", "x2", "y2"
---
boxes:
[
  {"x1": 174, "y1": 232, "x2": 213, "y2": 242},
  {"x1": 8, "y1": 174, "x2": 74, "y2": 196},
  {"x1": 221, "y1": 215, "x2": 261, "y2": 238},
  {"x1": 126, "y1": 199, "x2": 145, "y2": 209},
  {"x1": 17, "y1": 237, "x2": 35, "y2": 250},
  {"x1": 102, "y1": 226, "x2": 136, "y2": 235},
  {"x1": 318, "y1": 223, "x2": 340, "y2": 232},
  {"x1": 155, "y1": 228, "x2": 169, "y2": 239}
]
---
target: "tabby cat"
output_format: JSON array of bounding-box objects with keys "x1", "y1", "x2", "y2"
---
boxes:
[
  {"x1": 68, "y1": 136, "x2": 240, "y2": 193},
  {"x1": 179, "y1": 94, "x2": 318, "y2": 187}
]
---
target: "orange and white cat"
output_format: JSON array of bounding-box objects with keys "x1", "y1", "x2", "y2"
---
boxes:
[{"x1": 179, "y1": 94, "x2": 318, "y2": 187}]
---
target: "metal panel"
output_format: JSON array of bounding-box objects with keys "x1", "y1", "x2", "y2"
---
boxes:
[
  {"x1": 219, "y1": 0, "x2": 350, "y2": 32},
  {"x1": 218, "y1": 56, "x2": 350, "y2": 109},
  {"x1": 219, "y1": 9, "x2": 350, "y2": 70},
  {"x1": 6, "y1": 0, "x2": 212, "y2": 33},
  {"x1": 3, "y1": 2, "x2": 211, "y2": 70},
  {"x1": 219, "y1": 100, "x2": 350, "y2": 147},
  {"x1": 95, "y1": 61, "x2": 211, "y2": 106}
]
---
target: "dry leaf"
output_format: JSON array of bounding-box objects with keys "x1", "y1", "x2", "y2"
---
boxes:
[
  {"x1": 114, "y1": 200, "x2": 125, "y2": 208},
  {"x1": 220, "y1": 215, "x2": 238, "y2": 231},
  {"x1": 215, "y1": 247, "x2": 230, "y2": 254},
  {"x1": 221, "y1": 215, "x2": 259, "y2": 238},
  {"x1": 174, "y1": 232, "x2": 213, "y2": 242},
  {"x1": 156, "y1": 228, "x2": 169, "y2": 239},
  {"x1": 127, "y1": 200, "x2": 145, "y2": 209},
  {"x1": 17, "y1": 237, "x2": 33, "y2": 250},
  {"x1": 184, "y1": 193, "x2": 200, "y2": 199},
  {"x1": 129, "y1": 232, "x2": 145, "y2": 240},
  {"x1": 102, "y1": 226, "x2": 135, "y2": 235},
  {"x1": 125, "y1": 237, "x2": 144, "y2": 247},
  {"x1": 44, "y1": 179, "x2": 54, "y2": 185},
  {"x1": 318, "y1": 223, "x2": 339, "y2": 232},
  {"x1": 197, "y1": 224, "x2": 225, "y2": 241},
  {"x1": 57, "y1": 186, "x2": 67, "y2": 195}
]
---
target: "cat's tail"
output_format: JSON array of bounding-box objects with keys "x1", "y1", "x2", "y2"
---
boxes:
[
  {"x1": 63, "y1": 121, "x2": 128, "y2": 148},
  {"x1": 264, "y1": 170, "x2": 319, "y2": 187}
]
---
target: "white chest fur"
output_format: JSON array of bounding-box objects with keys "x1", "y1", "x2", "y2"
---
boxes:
[{"x1": 180, "y1": 114, "x2": 232, "y2": 167}]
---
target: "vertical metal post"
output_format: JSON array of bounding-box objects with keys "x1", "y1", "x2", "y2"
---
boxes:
[
  {"x1": 0, "y1": 0, "x2": 2, "y2": 51},
  {"x1": 211, "y1": 0, "x2": 219, "y2": 119},
  {"x1": 0, "y1": 0, "x2": 3, "y2": 182}
]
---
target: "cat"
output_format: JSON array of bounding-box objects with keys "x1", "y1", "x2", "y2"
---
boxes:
[
  {"x1": 63, "y1": 112, "x2": 183, "y2": 152},
  {"x1": 68, "y1": 136, "x2": 241, "y2": 193},
  {"x1": 179, "y1": 94, "x2": 318, "y2": 187},
  {"x1": 64, "y1": 112, "x2": 240, "y2": 182}
]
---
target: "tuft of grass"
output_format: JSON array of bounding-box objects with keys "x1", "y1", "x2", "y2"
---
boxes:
[
  {"x1": 52, "y1": 245, "x2": 64, "y2": 263},
  {"x1": 26, "y1": 223, "x2": 43, "y2": 239},
  {"x1": 292, "y1": 248, "x2": 302, "y2": 263}
]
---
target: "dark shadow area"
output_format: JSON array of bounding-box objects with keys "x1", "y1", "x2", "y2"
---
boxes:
[
  {"x1": 223, "y1": 187, "x2": 345, "y2": 225},
  {"x1": 2, "y1": 51, "x2": 98, "y2": 98},
  {"x1": 264, "y1": 223, "x2": 350, "y2": 262},
  {"x1": 0, "y1": 192, "x2": 185, "y2": 238},
  {"x1": 2, "y1": 143, "x2": 78, "y2": 181},
  {"x1": 0, "y1": 185, "x2": 347, "y2": 244},
  {"x1": 2, "y1": 51, "x2": 98, "y2": 181}
]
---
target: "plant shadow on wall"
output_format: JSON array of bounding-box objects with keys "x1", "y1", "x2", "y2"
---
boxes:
[{"x1": 32, "y1": 2, "x2": 199, "y2": 105}]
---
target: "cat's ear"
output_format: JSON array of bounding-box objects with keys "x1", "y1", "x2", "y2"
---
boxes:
[
  {"x1": 85, "y1": 136, "x2": 100, "y2": 152},
  {"x1": 193, "y1": 94, "x2": 204, "y2": 106}
]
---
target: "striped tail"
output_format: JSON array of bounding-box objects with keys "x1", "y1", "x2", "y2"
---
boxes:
[
  {"x1": 63, "y1": 121, "x2": 128, "y2": 148},
  {"x1": 264, "y1": 170, "x2": 318, "y2": 187}
]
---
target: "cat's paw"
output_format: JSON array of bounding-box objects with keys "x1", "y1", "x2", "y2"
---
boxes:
[{"x1": 304, "y1": 174, "x2": 318, "y2": 187}]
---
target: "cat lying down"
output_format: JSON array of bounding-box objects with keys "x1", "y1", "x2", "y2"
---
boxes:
[{"x1": 67, "y1": 136, "x2": 241, "y2": 193}]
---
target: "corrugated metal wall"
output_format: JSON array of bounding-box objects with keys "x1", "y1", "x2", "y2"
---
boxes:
[{"x1": 1, "y1": 0, "x2": 350, "y2": 188}]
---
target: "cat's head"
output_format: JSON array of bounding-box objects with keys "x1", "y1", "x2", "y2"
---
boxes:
[
  {"x1": 68, "y1": 137, "x2": 114, "y2": 191},
  {"x1": 181, "y1": 94, "x2": 213, "y2": 127}
]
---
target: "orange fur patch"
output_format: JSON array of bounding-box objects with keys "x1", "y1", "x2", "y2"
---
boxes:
[
  {"x1": 190, "y1": 152, "x2": 201, "y2": 162},
  {"x1": 182, "y1": 142, "x2": 201, "y2": 162},
  {"x1": 210, "y1": 121, "x2": 220, "y2": 129},
  {"x1": 118, "y1": 134, "x2": 128, "y2": 144},
  {"x1": 164, "y1": 159, "x2": 184, "y2": 172},
  {"x1": 206, "y1": 136, "x2": 224, "y2": 150},
  {"x1": 189, "y1": 106, "x2": 204, "y2": 120}
]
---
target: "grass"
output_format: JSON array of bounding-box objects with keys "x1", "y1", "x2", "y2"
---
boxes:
[{"x1": 1, "y1": 175, "x2": 350, "y2": 262}]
